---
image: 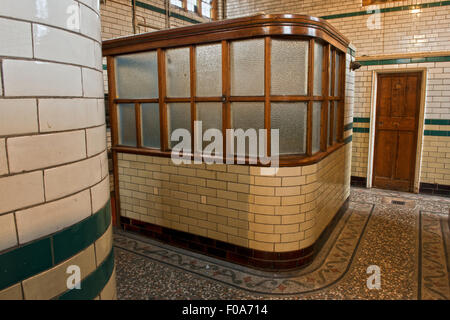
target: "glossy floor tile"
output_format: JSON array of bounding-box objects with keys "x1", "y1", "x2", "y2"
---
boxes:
[{"x1": 113, "y1": 187, "x2": 450, "y2": 300}]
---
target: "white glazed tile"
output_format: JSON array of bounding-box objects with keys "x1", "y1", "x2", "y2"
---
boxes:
[
  {"x1": 82, "y1": 68, "x2": 103, "y2": 98},
  {"x1": 0, "y1": 139, "x2": 8, "y2": 176},
  {"x1": 86, "y1": 125, "x2": 106, "y2": 157},
  {"x1": 80, "y1": 4, "x2": 101, "y2": 41},
  {"x1": 2, "y1": 60, "x2": 82, "y2": 97},
  {"x1": 0, "y1": 213, "x2": 17, "y2": 251},
  {"x1": 0, "y1": 171, "x2": 45, "y2": 214},
  {"x1": 7, "y1": 130, "x2": 86, "y2": 173},
  {"x1": 90, "y1": 176, "x2": 110, "y2": 213},
  {"x1": 44, "y1": 153, "x2": 103, "y2": 201},
  {"x1": 0, "y1": 18, "x2": 32, "y2": 58},
  {"x1": 16, "y1": 189, "x2": 91, "y2": 244},
  {"x1": 0, "y1": 99, "x2": 38, "y2": 136},
  {"x1": 33, "y1": 24, "x2": 95, "y2": 67},
  {"x1": 0, "y1": 0, "x2": 80, "y2": 32},
  {"x1": 38, "y1": 98, "x2": 104, "y2": 132}
]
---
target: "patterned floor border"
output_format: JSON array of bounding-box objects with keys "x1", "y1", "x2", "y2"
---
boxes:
[{"x1": 113, "y1": 191, "x2": 450, "y2": 299}]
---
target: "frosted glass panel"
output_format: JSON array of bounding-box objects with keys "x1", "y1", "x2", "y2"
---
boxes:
[
  {"x1": 115, "y1": 51, "x2": 158, "y2": 99},
  {"x1": 118, "y1": 104, "x2": 136, "y2": 146},
  {"x1": 271, "y1": 39, "x2": 308, "y2": 95},
  {"x1": 231, "y1": 102, "x2": 264, "y2": 157},
  {"x1": 333, "y1": 101, "x2": 338, "y2": 143},
  {"x1": 327, "y1": 102, "x2": 331, "y2": 146},
  {"x1": 166, "y1": 47, "x2": 190, "y2": 97},
  {"x1": 196, "y1": 44, "x2": 222, "y2": 97},
  {"x1": 329, "y1": 50, "x2": 333, "y2": 96},
  {"x1": 142, "y1": 103, "x2": 160, "y2": 149},
  {"x1": 230, "y1": 39, "x2": 264, "y2": 96},
  {"x1": 271, "y1": 103, "x2": 307, "y2": 155},
  {"x1": 335, "y1": 53, "x2": 340, "y2": 96},
  {"x1": 312, "y1": 102, "x2": 322, "y2": 154},
  {"x1": 196, "y1": 103, "x2": 222, "y2": 150},
  {"x1": 168, "y1": 103, "x2": 191, "y2": 149},
  {"x1": 313, "y1": 42, "x2": 323, "y2": 96}
]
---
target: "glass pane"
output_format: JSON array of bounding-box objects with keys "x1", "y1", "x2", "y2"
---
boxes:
[
  {"x1": 196, "y1": 103, "x2": 222, "y2": 150},
  {"x1": 166, "y1": 47, "x2": 190, "y2": 97},
  {"x1": 312, "y1": 102, "x2": 322, "y2": 154},
  {"x1": 168, "y1": 103, "x2": 191, "y2": 149},
  {"x1": 187, "y1": 0, "x2": 196, "y2": 12},
  {"x1": 329, "y1": 50, "x2": 333, "y2": 96},
  {"x1": 230, "y1": 39, "x2": 264, "y2": 96},
  {"x1": 170, "y1": 0, "x2": 182, "y2": 7},
  {"x1": 118, "y1": 104, "x2": 136, "y2": 146},
  {"x1": 202, "y1": 2, "x2": 212, "y2": 17},
  {"x1": 335, "y1": 52, "x2": 340, "y2": 96},
  {"x1": 271, "y1": 39, "x2": 308, "y2": 95},
  {"x1": 313, "y1": 42, "x2": 323, "y2": 96},
  {"x1": 142, "y1": 103, "x2": 160, "y2": 149},
  {"x1": 196, "y1": 44, "x2": 222, "y2": 97},
  {"x1": 230, "y1": 102, "x2": 264, "y2": 157},
  {"x1": 271, "y1": 102, "x2": 307, "y2": 155},
  {"x1": 333, "y1": 101, "x2": 339, "y2": 143},
  {"x1": 115, "y1": 51, "x2": 158, "y2": 99},
  {"x1": 327, "y1": 102, "x2": 331, "y2": 146}
]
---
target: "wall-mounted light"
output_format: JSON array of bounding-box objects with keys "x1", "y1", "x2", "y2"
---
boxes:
[{"x1": 410, "y1": 7, "x2": 421, "y2": 14}]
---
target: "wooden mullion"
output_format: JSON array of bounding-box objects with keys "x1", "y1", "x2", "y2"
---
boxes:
[
  {"x1": 198, "y1": 0, "x2": 202, "y2": 16},
  {"x1": 158, "y1": 48, "x2": 168, "y2": 151},
  {"x1": 338, "y1": 51, "x2": 346, "y2": 142},
  {"x1": 264, "y1": 37, "x2": 271, "y2": 157},
  {"x1": 222, "y1": 40, "x2": 229, "y2": 157},
  {"x1": 106, "y1": 56, "x2": 120, "y2": 227},
  {"x1": 135, "y1": 103, "x2": 142, "y2": 148},
  {"x1": 307, "y1": 39, "x2": 314, "y2": 156},
  {"x1": 321, "y1": 44, "x2": 330, "y2": 152},
  {"x1": 329, "y1": 49, "x2": 336, "y2": 146},
  {"x1": 190, "y1": 45, "x2": 196, "y2": 155}
]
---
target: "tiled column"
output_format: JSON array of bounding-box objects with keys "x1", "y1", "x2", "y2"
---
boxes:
[{"x1": 0, "y1": 0, "x2": 116, "y2": 300}]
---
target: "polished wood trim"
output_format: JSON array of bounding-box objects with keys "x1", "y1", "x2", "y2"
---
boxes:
[
  {"x1": 222, "y1": 40, "x2": 229, "y2": 156},
  {"x1": 165, "y1": 97, "x2": 191, "y2": 103},
  {"x1": 356, "y1": 50, "x2": 450, "y2": 61},
  {"x1": 103, "y1": 14, "x2": 350, "y2": 56},
  {"x1": 321, "y1": 44, "x2": 330, "y2": 152},
  {"x1": 338, "y1": 51, "x2": 346, "y2": 142},
  {"x1": 113, "y1": 140, "x2": 346, "y2": 167}
]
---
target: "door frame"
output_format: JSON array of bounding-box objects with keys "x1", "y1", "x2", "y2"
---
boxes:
[{"x1": 367, "y1": 68, "x2": 427, "y2": 193}]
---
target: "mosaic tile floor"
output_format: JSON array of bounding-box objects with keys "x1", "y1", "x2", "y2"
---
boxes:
[{"x1": 113, "y1": 187, "x2": 450, "y2": 300}]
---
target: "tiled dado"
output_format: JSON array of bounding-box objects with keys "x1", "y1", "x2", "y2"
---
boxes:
[
  {"x1": 0, "y1": 200, "x2": 112, "y2": 299},
  {"x1": 121, "y1": 198, "x2": 348, "y2": 271},
  {"x1": 117, "y1": 143, "x2": 351, "y2": 270}
]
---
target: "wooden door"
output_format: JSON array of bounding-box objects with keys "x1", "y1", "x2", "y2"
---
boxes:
[{"x1": 373, "y1": 72, "x2": 421, "y2": 192}]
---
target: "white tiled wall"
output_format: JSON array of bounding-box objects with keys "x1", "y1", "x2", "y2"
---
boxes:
[{"x1": 0, "y1": 1, "x2": 109, "y2": 255}]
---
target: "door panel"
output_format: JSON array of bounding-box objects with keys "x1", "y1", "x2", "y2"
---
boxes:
[{"x1": 373, "y1": 72, "x2": 421, "y2": 192}]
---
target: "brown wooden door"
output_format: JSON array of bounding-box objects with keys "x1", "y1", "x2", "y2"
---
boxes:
[{"x1": 373, "y1": 72, "x2": 421, "y2": 192}]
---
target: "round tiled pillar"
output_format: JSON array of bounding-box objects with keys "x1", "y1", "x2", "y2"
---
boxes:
[{"x1": 0, "y1": 0, "x2": 116, "y2": 300}]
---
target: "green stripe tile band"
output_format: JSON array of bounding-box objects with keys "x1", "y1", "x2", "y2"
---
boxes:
[
  {"x1": 344, "y1": 123, "x2": 353, "y2": 131},
  {"x1": 425, "y1": 119, "x2": 450, "y2": 125},
  {"x1": 358, "y1": 55, "x2": 450, "y2": 66},
  {"x1": 344, "y1": 135, "x2": 353, "y2": 144},
  {"x1": 320, "y1": 1, "x2": 450, "y2": 20},
  {"x1": 135, "y1": 1, "x2": 202, "y2": 24},
  {"x1": 353, "y1": 127, "x2": 370, "y2": 133},
  {"x1": 0, "y1": 200, "x2": 111, "y2": 291},
  {"x1": 354, "y1": 117, "x2": 370, "y2": 123},
  {"x1": 424, "y1": 130, "x2": 450, "y2": 137},
  {"x1": 57, "y1": 249, "x2": 115, "y2": 300}
]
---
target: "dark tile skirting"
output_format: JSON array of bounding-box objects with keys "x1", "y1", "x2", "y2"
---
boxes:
[
  {"x1": 120, "y1": 197, "x2": 349, "y2": 271},
  {"x1": 351, "y1": 176, "x2": 367, "y2": 188},
  {"x1": 419, "y1": 182, "x2": 450, "y2": 198}
]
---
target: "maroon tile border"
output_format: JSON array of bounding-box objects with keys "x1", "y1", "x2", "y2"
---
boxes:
[
  {"x1": 419, "y1": 182, "x2": 450, "y2": 198},
  {"x1": 351, "y1": 176, "x2": 367, "y2": 188},
  {"x1": 120, "y1": 197, "x2": 349, "y2": 271}
]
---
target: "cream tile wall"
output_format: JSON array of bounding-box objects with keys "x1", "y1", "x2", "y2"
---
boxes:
[
  {"x1": 0, "y1": 0, "x2": 114, "y2": 300},
  {"x1": 225, "y1": 0, "x2": 450, "y2": 187}
]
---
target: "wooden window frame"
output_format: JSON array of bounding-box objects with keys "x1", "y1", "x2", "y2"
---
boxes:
[
  {"x1": 105, "y1": 15, "x2": 350, "y2": 167},
  {"x1": 170, "y1": 0, "x2": 217, "y2": 20}
]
